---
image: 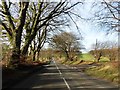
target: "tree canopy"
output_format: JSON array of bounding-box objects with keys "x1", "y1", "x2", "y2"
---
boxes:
[
  {"x1": 49, "y1": 32, "x2": 82, "y2": 61},
  {"x1": 0, "y1": 0, "x2": 82, "y2": 65}
]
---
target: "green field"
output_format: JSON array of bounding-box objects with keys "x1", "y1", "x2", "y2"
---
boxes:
[
  {"x1": 79, "y1": 53, "x2": 94, "y2": 61},
  {"x1": 79, "y1": 53, "x2": 110, "y2": 62},
  {"x1": 61, "y1": 53, "x2": 110, "y2": 65}
]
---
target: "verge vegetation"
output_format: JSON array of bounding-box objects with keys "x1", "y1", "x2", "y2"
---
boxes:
[
  {"x1": 59, "y1": 53, "x2": 119, "y2": 84},
  {"x1": 85, "y1": 61, "x2": 119, "y2": 84}
]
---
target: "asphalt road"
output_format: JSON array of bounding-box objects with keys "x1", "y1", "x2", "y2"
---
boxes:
[{"x1": 12, "y1": 60, "x2": 119, "y2": 90}]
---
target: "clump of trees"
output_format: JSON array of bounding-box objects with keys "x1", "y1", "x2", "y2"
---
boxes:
[
  {"x1": 0, "y1": 1, "x2": 82, "y2": 66},
  {"x1": 39, "y1": 48, "x2": 54, "y2": 61},
  {"x1": 89, "y1": 1, "x2": 119, "y2": 62},
  {"x1": 49, "y1": 32, "x2": 82, "y2": 61},
  {"x1": 90, "y1": 40, "x2": 118, "y2": 62}
]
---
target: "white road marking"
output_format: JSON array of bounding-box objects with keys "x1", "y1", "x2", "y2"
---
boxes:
[{"x1": 53, "y1": 60, "x2": 71, "y2": 90}]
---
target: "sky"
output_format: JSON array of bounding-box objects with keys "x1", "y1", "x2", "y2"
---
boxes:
[
  {"x1": 67, "y1": 21, "x2": 117, "y2": 53},
  {"x1": 65, "y1": 0, "x2": 118, "y2": 53},
  {"x1": 0, "y1": 0, "x2": 118, "y2": 53}
]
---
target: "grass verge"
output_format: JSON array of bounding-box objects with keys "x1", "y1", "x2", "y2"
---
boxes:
[{"x1": 85, "y1": 61, "x2": 119, "y2": 84}]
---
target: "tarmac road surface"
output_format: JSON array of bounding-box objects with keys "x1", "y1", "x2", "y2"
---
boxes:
[{"x1": 12, "y1": 60, "x2": 119, "y2": 90}]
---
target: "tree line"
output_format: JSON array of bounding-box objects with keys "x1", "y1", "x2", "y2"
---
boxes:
[
  {"x1": 49, "y1": 32, "x2": 82, "y2": 61},
  {"x1": 0, "y1": 0, "x2": 119, "y2": 67},
  {"x1": 89, "y1": 40, "x2": 118, "y2": 62}
]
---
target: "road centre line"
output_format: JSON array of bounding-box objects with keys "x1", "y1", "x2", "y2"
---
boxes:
[{"x1": 53, "y1": 60, "x2": 71, "y2": 90}]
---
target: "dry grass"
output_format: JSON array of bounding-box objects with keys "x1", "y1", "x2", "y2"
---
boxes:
[{"x1": 86, "y1": 61, "x2": 119, "y2": 84}]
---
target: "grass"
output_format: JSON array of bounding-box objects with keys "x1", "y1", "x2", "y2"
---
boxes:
[
  {"x1": 60, "y1": 53, "x2": 119, "y2": 84},
  {"x1": 80, "y1": 53, "x2": 95, "y2": 61},
  {"x1": 100, "y1": 56, "x2": 110, "y2": 62},
  {"x1": 85, "y1": 61, "x2": 119, "y2": 84},
  {"x1": 79, "y1": 53, "x2": 110, "y2": 62},
  {"x1": 61, "y1": 53, "x2": 110, "y2": 65}
]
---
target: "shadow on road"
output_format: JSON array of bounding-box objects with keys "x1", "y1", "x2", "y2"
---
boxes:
[{"x1": 4, "y1": 63, "x2": 119, "y2": 90}]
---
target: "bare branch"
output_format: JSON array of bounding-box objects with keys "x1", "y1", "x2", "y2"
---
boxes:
[{"x1": 1, "y1": 1, "x2": 15, "y2": 31}]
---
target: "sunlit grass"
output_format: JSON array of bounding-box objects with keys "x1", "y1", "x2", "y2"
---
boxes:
[
  {"x1": 60, "y1": 53, "x2": 119, "y2": 84},
  {"x1": 60, "y1": 53, "x2": 110, "y2": 65},
  {"x1": 79, "y1": 53, "x2": 110, "y2": 62},
  {"x1": 85, "y1": 61, "x2": 119, "y2": 84},
  {"x1": 100, "y1": 56, "x2": 110, "y2": 62},
  {"x1": 79, "y1": 53, "x2": 94, "y2": 61}
]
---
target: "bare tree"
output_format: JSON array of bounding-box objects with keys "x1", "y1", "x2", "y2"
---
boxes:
[
  {"x1": 103, "y1": 41, "x2": 118, "y2": 61},
  {"x1": 0, "y1": 1, "x2": 83, "y2": 65},
  {"x1": 90, "y1": 39, "x2": 103, "y2": 62},
  {"x1": 90, "y1": 40, "x2": 118, "y2": 62},
  {"x1": 0, "y1": 1, "x2": 29, "y2": 65},
  {"x1": 49, "y1": 32, "x2": 82, "y2": 61},
  {"x1": 21, "y1": 1, "x2": 83, "y2": 55}
]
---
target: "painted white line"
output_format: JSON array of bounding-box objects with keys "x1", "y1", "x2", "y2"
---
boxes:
[
  {"x1": 62, "y1": 77, "x2": 71, "y2": 90},
  {"x1": 53, "y1": 60, "x2": 71, "y2": 90}
]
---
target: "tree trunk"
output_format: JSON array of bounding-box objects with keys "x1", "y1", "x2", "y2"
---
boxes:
[
  {"x1": 97, "y1": 52, "x2": 102, "y2": 62},
  {"x1": 97, "y1": 56, "x2": 101, "y2": 62},
  {"x1": 9, "y1": 2, "x2": 29, "y2": 66},
  {"x1": 10, "y1": 30, "x2": 22, "y2": 65},
  {"x1": 37, "y1": 50, "x2": 40, "y2": 61},
  {"x1": 65, "y1": 51, "x2": 70, "y2": 60},
  {"x1": 33, "y1": 51, "x2": 36, "y2": 61},
  {"x1": 10, "y1": 48, "x2": 20, "y2": 65}
]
